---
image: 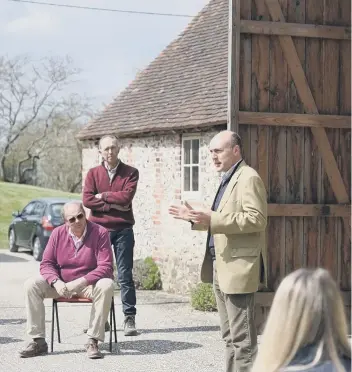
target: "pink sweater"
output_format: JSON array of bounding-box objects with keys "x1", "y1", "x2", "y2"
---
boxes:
[{"x1": 40, "y1": 221, "x2": 113, "y2": 285}]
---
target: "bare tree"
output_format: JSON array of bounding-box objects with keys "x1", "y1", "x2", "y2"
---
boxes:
[
  {"x1": 4, "y1": 94, "x2": 93, "y2": 191},
  {"x1": 36, "y1": 110, "x2": 89, "y2": 193},
  {"x1": 0, "y1": 55, "x2": 82, "y2": 181}
]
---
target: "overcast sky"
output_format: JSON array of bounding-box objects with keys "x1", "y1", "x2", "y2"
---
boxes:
[{"x1": 1, "y1": 0, "x2": 209, "y2": 110}]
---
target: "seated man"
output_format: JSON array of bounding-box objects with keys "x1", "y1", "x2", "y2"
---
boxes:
[{"x1": 19, "y1": 201, "x2": 114, "y2": 359}]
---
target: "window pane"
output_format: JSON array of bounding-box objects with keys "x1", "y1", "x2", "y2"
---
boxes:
[
  {"x1": 184, "y1": 167, "x2": 190, "y2": 191},
  {"x1": 192, "y1": 139, "x2": 199, "y2": 164},
  {"x1": 192, "y1": 166, "x2": 199, "y2": 191},
  {"x1": 22, "y1": 203, "x2": 35, "y2": 216},
  {"x1": 50, "y1": 203, "x2": 65, "y2": 218},
  {"x1": 183, "y1": 140, "x2": 191, "y2": 164},
  {"x1": 33, "y1": 202, "x2": 45, "y2": 216}
]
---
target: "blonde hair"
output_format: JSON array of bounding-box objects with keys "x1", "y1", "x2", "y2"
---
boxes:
[{"x1": 252, "y1": 268, "x2": 350, "y2": 372}]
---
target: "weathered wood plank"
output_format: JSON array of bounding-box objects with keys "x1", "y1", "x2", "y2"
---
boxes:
[
  {"x1": 252, "y1": 0, "x2": 273, "y2": 292},
  {"x1": 285, "y1": 0, "x2": 305, "y2": 275},
  {"x1": 251, "y1": 0, "x2": 270, "y2": 191},
  {"x1": 267, "y1": 0, "x2": 288, "y2": 290},
  {"x1": 339, "y1": 0, "x2": 351, "y2": 291},
  {"x1": 240, "y1": 20, "x2": 351, "y2": 40},
  {"x1": 304, "y1": 0, "x2": 324, "y2": 270},
  {"x1": 238, "y1": 112, "x2": 351, "y2": 128},
  {"x1": 340, "y1": 216, "x2": 351, "y2": 290},
  {"x1": 268, "y1": 204, "x2": 351, "y2": 217},
  {"x1": 238, "y1": 0, "x2": 252, "y2": 164},
  {"x1": 228, "y1": 0, "x2": 241, "y2": 133},
  {"x1": 320, "y1": 0, "x2": 340, "y2": 283},
  {"x1": 265, "y1": 0, "x2": 350, "y2": 205}
]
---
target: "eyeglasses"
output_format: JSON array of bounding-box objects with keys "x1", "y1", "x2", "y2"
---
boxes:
[
  {"x1": 102, "y1": 146, "x2": 118, "y2": 153},
  {"x1": 67, "y1": 213, "x2": 84, "y2": 224}
]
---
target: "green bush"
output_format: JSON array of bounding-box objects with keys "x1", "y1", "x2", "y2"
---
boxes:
[
  {"x1": 133, "y1": 257, "x2": 162, "y2": 290},
  {"x1": 113, "y1": 257, "x2": 162, "y2": 290},
  {"x1": 191, "y1": 283, "x2": 217, "y2": 312}
]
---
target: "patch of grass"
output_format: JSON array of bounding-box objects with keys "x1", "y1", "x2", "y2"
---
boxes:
[{"x1": 0, "y1": 182, "x2": 80, "y2": 249}]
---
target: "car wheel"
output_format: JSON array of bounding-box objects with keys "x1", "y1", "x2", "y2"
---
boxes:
[
  {"x1": 9, "y1": 229, "x2": 19, "y2": 252},
  {"x1": 32, "y1": 237, "x2": 43, "y2": 261}
]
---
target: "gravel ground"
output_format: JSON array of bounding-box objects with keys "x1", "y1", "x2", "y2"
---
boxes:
[{"x1": 0, "y1": 251, "x2": 224, "y2": 372}]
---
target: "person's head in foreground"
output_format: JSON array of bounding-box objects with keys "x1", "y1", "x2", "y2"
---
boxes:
[{"x1": 252, "y1": 268, "x2": 351, "y2": 372}]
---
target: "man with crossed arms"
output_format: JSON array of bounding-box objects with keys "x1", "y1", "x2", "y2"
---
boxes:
[{"x1": 83, "y1": 135, "x2": 139, "y2": 336}]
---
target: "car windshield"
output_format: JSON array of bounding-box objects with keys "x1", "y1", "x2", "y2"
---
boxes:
[{"x1": 49, "y1": 203, "x2": 65, "y2": 218}]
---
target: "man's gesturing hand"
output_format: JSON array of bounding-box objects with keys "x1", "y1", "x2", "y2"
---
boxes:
[
  {"x1": 168, "y1": 201, "x2": 193, "y2": 221},
  {"x1": 188, "y1": 209, "x2": 212, "y2": 227}
]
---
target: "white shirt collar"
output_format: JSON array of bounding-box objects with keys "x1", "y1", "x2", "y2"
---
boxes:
[
  {"x1": 104, "y1": 160, "x2": 120, "y2": 173},
  {"x1": 69, "y1": 225, "x2": 87, "y2": 241}
]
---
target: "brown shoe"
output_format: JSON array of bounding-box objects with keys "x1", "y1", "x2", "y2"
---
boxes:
[
  {"x1": 19, "y1": 340, "x2": 48, "y2": 358},
  {"x1": 85, "y1": 339, "x2": 103, "y2": 359}
]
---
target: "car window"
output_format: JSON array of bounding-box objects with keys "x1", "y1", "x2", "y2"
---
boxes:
[
  {"x1": 33, "y1": 202, "x2": 46, "y2": 216},
  {"x1": 49, "y1": 203, "x2": 65, "y2": 218},
  {"x1": 21, "y1": 202, "x2": 36, "y2": 216}
]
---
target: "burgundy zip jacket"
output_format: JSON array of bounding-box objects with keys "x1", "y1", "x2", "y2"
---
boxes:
[
  {"x1": 40, "y1": 221, "x2": 113, "y2": 285},
  {"x1": 83, "y1": 161, "x2": 139, "y2": 231}
]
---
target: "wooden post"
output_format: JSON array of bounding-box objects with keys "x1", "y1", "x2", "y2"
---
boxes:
[{"x1": 227, "y1": 0, "x2": 241, "y2": 133}]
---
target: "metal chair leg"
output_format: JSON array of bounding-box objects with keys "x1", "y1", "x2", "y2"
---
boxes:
[
  {"x1": 109, "y1": 302, "x2": 113, "y2": 352},
  {"x1": 54, "y1": 301, "x2": 61, "y2": 343},
  {"x1": 51, "y1": 299, "x2": 55, "y2": 352},
  {"x1": 112, "y1": 299, "x2": 117, "y2": 343}
]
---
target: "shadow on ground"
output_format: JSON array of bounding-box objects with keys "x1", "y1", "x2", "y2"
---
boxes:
[
  {"x1": 49, "y1": 348, "x2": 86, "y2": 355},
  {"x1": 0, "y1": 253, "x2": 31, "y2": 263},
  {"x1": 102, "y1": 339, "x2": 202, "y2": 356},
  {"x1": 138, "y1": 325, "x2": 220, "y2": 334},
  {"x1": 0, "y1": 336, "x2": 23, "y2": 344},
  {"x1": 0, "y1": 318, "x2": 26, "y2": 325}
]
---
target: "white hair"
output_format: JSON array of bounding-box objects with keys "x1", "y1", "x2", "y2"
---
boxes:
[
  {"x1": 98, "y1": 135, "x2": 119, "y2": 149},
  {"x1": 62, "y1": 201, "x2": 85, "y2": 218}
]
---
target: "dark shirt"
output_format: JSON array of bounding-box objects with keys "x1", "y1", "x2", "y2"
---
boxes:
[
  {"x1": 281, "y1": 344, "x2": 351, "y2": 372},
  {"x1": 207, "y1": 160, "x2": 243, "y2": 260}
]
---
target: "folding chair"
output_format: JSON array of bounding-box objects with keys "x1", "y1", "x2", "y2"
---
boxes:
[{"x1": 51, "y1": 296, "x2": 117, "y2": 352}]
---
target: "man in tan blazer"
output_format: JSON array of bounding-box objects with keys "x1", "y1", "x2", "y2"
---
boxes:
[{"x1": 169, "y1": 130, "x2": 267, "y2": 372}]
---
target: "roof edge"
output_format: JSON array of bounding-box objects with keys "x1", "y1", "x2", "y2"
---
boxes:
[{"x1": 76, "y1": 119, "x2": 227, "y2": 141}]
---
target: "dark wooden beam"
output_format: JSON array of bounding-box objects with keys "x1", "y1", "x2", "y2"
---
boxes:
[
  {"x1": 239, "y1": 112, "x2": 351, "y2": 128},
  {"x1": 268, "y1": 204, "x2": 351, "y2": 217},
  {"x1": 241, "y1": 20, "x2": 351, "y2": 40}
]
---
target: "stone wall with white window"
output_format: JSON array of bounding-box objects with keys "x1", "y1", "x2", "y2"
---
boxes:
[{"x1": 81, "y1": 129, "x2": 223, "y2": 293}]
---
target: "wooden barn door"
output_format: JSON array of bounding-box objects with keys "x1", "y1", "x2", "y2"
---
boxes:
[{"x1": 231, "y1": 0, "x2": 351, "y2": 332}]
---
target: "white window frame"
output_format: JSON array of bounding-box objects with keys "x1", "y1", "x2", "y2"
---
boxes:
[{"x1": 181, "y1": 135, "x2": 201, "y2": 200}]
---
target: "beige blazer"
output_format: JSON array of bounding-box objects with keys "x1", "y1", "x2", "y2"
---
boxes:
[{"x1": 193, "y1": 161, "x2": 268, "y2": 294}]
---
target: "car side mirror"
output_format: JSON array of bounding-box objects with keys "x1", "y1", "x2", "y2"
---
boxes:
[{"x1": 12, "y1": 211, "x2": 20, "y2": 217}]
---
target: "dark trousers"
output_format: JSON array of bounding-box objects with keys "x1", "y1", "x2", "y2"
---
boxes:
[
  {"x1": 213, "y1": 266, "x2": 257, "y2": 372},
  {"x1": 110, "y1": 228, "x2": 136, "y2": 316}
]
